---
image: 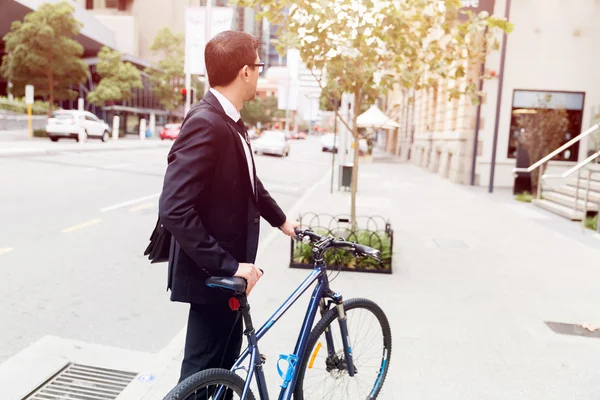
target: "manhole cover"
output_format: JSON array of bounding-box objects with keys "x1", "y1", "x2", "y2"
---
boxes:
[
  {"x1": 24, "y1": 363, "x2": 138, "y2": 400},
  {"x1": 545, "y1": 321, "x2": 600, "y2": 339}
]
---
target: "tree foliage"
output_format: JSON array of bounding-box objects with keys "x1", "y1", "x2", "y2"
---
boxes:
[
  {"x1": 0, "y1": 1, "x2": 89, "y2": 115},
  {"x1": 146, "y1": 27, "x2": 188, "y2": 112},
  {"x1": 236, "y1": 0, "x2": 513, "y2": 226},
  {"x1": 515, "y1": 95, "x2": 570, "y2": 191},
  {"x1": 241, "y1": 95, "x2": 286, "y2": 126},
  {"x1": 87, "y1": 47, "x2": 143, "y2": 106}
]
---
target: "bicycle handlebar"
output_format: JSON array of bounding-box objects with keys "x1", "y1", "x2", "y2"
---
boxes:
[{"x1": 294, "y1": 228, "x2": 382, "y2": 262}]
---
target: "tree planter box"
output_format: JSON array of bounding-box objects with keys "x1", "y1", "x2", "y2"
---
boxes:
[{"x1": 290, "y1": 213, "x2": 394, "y2": 274}]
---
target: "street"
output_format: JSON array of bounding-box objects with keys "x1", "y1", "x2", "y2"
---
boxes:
[{"x1": 0, "y1": 136, "x2": 331, "y2": 364}]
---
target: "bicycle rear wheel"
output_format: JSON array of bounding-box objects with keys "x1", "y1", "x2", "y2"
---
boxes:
[
  {"x1": 163, "y1": 368, "x2": 256, "y2": 400},
  {"x1": 293, "y1": 298, "x2": 392, "y2": 400}
]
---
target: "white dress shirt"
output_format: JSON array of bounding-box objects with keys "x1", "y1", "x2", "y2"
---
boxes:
[{"x1": 209, "y1": 88, "x2": 255, "y2": 194}]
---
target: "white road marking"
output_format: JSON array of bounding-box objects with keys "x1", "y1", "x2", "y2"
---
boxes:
[
  {"x1": 0, "y1": 247, "x2": 14, "y2": 255},
  {"x1": 100, "y1": 193, "x2": 160, "y2": 213},
  {"x1": 61, "y1": 219, "x2": 102, "y2": 233},
  {"x1": 130, "y1": 202, "x2": 154, "y2": 212}
]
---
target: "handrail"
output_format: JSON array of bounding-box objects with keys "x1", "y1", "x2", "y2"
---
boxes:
[
  {"x1": 513, "y1": 123, "x2": 600, "y2": 174},
  {"x1": 512, "y1": 122, "x2": 600, "y2": 199},
  {"x1": 542, "y1": 150, "x2": 600, "y2": 180}
]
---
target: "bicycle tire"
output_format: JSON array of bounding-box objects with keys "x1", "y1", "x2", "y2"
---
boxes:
[
  {"x1": 163, "y1": 368, "x2": 256, "y2": 400},
  {"x1": 293, "y1": 298, "x2": 392, "y2": 400}
]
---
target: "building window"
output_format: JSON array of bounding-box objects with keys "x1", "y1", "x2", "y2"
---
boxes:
[
  {"x1": 507, "y1": 90, "x2": 585, "y2": 162},
  {"x1": 86, "y1": 0, "x2": 94, "y2": 9},
  {"x1": 105, "y1": 0, "x2": 118, "y2": 7}
]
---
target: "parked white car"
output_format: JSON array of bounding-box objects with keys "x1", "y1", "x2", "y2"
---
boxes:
[
  {"x1": 253, "y1": 130, "x2": 290, "y2": 157},
  {"x1": 46, "y1": 110, "x2": 111, "y2": 142}
]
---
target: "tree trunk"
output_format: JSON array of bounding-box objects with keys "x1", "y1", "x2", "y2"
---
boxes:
[
  {"x1": 350, "y1": 89, "x2": 362, "y2": 231},
  {"x1": 47, "y1": 71, "x2": 55, "y2": 118}
]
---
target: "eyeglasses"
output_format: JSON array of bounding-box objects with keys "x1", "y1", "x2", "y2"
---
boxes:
[{"x1": 249, "y1": 62, "x2": 265, "y2": 73}]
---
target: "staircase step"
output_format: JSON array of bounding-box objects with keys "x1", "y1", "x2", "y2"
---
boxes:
[
  {"x1": 567, "y1": 177, "x2": 600, "y2": 191},
  {"x1": 542, "y1": 191, "x2": 599, "y2": 212},
  {"x1": 555, "y1": 185, "x2": 600, "y2": 204},
  {"x1": 532, "y1": 199, "x2": 584, "y2": 220}
]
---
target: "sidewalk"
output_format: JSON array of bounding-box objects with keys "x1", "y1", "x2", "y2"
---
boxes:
[
  {"x1": 0, "y1": 135, "x2": 172, "y2": 157},
  {"x1": 124, "y1": 160, "x2": 600, "y2": 399}
]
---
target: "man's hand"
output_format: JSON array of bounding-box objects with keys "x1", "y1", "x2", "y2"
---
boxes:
[
  {"x1": 280, "y1": 218, "x2": 300, "y2": 237},
  {"x1": 234, "y1": 263, "x2": 263, "y2": 296}
]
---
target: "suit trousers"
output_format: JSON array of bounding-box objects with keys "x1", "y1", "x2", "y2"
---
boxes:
[{"x1": 179, "y1": 302, "x2": 243, "y2": 384}]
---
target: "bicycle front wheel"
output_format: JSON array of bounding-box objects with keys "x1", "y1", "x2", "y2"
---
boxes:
[
  {"x1": 163, "y1": 368, "x2": 256, "y2": 400},
  {"x1": 294, "y1": 298, "x2": 392, "y2": 400}
]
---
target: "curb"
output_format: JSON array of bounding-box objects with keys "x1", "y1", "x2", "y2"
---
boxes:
[{"x1": 0, "y1": 141, "x2": 172, "y2": 157}]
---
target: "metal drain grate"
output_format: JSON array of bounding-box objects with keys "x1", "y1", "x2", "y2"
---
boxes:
[{"x1": 24, "y1": 363, "x2": 138, "y2": 400}]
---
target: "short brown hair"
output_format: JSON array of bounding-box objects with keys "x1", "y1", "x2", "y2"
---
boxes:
[{"x1": 205, "y1": 31, "x2": 259, "y2": 87}]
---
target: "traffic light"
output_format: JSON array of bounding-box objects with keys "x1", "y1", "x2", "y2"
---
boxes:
[{"x1": 180, "y1": 88, "x2": 187, "y2": 102}]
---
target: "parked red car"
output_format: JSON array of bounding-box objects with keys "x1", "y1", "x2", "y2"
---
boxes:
[
  {"x1": 160, "y1": 123, "x2": 181, "y2": 140},
  {"x1": 291, "y1": 131, "x2": 307, "y2": 140}
]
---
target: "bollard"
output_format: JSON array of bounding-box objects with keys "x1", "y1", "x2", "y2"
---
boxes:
[
  {"x1": 78, "y1": 126, "x2": 86, "y2": 143},
  {"x1": 112, "y1": 116, "x2": 120, "y2": 141},
  {"x1": 139, "y1": 118, "x2": 147, "y2": 141},
  {"x1": 149, "y1": 114, "x2": 156, "y2": 138}
]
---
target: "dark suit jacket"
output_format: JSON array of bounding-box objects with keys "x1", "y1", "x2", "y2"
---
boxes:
[{"x1": 158, "y1": 91, "x2": 286, "y2": 305}]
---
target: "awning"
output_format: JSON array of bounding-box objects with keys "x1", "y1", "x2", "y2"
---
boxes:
[{"x1": 357, "y1": 105, "x2": 401, "y2": 130}]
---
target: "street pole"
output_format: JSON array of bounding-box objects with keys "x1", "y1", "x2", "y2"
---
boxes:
[
  {"x1": 330, "y1": 101, "x2": 339, "y2": 193},
  {"x1": 488, "y1": 0, "x2": 512, "y2": 193},
  {"x1": 204, "y1": 0, "x2": 212, "y2": 96}
]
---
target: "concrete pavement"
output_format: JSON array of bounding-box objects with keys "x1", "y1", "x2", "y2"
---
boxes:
[
  {"x1": 134, "y1": 157, "x2": 600, "y2": 399},
  {"x1": 2, "y1": 143, "x2": 600, "y2": 399}
]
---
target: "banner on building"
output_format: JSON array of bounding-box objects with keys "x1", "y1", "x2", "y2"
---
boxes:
[{"x1": 184, "y1": 6, "x2": 234, "y2": 75}]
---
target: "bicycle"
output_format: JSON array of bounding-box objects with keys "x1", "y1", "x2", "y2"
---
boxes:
[{"x1": 164, "y1": 227, "x2": 392, "y2": 400}]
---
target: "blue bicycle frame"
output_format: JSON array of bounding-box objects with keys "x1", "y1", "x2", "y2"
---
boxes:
[{"x1": 226, "y1": 259, "x2": 354, "y2": 400}]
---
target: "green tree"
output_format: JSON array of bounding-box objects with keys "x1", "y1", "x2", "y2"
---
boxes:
[
  {"x1": 515, "y1": 95, "x2": 570, "y2": 193},
  {"x1": 238, "y1": 0, "x2": 513, "y2": 227},
  {"x1": 145, "y1": 27, "x2": 204, "y2": 113},
  {"x1": 241, "y1": 95, "x2": 285, "y2": 126},
  {"x1": 87, "y1": 47, "x2": 143, "y2": 106},
  {"x1": 145, "y1": 27, "x2": 185, "y2": 112},
  {"x1": 0, "y1": 1, "x2": 89, "y2": 116}
]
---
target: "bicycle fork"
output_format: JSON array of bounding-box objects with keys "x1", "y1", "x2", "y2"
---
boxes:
[{"x1": 321, "y1": 294, "x2": 355, "y2": 377}]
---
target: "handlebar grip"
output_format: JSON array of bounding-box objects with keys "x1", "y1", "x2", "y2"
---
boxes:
[{"x1": 354, "y1": 243, "x2": 381, "y2": 260}]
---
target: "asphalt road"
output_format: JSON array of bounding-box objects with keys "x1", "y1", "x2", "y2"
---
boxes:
[{"x1": 0, "y1": 136, "x2": 333, "y2": 363}]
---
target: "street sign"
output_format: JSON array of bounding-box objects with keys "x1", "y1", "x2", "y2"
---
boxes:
[{"x1": 25, "y1": 85, "x2": 34, "y2": 105}]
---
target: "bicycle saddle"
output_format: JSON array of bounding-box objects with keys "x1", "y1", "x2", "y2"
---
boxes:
[{"x1": 206, "y1": 276, "x2": 247, "y2": 295}]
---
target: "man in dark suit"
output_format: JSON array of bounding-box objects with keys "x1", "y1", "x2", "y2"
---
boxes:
[{"x1": 158, "y1": 30, "x2": 299, "y2": 384}]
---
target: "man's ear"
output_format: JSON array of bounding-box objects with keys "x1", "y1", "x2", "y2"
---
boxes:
[{"x1": 241, "y1": 66, "x2": 250, "y2": 81}]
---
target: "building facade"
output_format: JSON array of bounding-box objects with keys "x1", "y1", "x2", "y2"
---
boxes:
[{"x1": 386, "y1": 0, "x2": 600, "y2": 188}]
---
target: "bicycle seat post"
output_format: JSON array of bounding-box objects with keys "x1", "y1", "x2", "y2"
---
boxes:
[{"x1": 237, "y1": 296, "x2": 255, "y2": 336}]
